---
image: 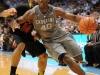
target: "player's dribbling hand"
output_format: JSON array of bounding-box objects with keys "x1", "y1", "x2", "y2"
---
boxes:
[
  {"x1": 1, "y1": 8, "x2": 17, "y2": 17},
  {"x1": 9, "y1": 20, "x2": 20, "y2": 32}
]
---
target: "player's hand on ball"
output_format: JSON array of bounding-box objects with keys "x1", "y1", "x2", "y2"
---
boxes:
[
  {"x1": 78, "y1": 17, "x2": 98, "y2": 34},
  {"x1": 9, "y1": 20, "x2": 20, "y2": 32},
  {"x1": 1, "y1": 8, "x2": 17, "y2": 17}
]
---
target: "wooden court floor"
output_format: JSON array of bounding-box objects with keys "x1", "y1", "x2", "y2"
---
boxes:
[{"x1": 0, "y1": 54, "x2": 98, "y2": 75}]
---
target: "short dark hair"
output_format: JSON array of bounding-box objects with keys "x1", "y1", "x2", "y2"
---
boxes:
[{"x1": 15, "y1": 4, "x2": 29, "y2": 17}]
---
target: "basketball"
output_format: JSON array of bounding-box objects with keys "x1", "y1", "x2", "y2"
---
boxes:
[{"x1": 78, "y1": 17, "x2": 98, "y2": 34}]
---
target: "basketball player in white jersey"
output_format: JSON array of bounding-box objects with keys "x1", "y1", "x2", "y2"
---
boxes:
[{"x1": 9, "y1": 0, "x2": 88, "y2": 75}]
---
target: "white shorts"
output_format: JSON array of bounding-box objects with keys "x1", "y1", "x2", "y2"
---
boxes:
[{"x1": 43, "y1": 34, "x2": 82, "y2": 61}]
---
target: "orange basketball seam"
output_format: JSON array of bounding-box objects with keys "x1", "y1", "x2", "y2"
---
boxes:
[
  {"x1": 83, "y1": 18, "x2": 88, "y2": 33},
  {"x1": 90, "y1": 20, "x2": 97, "y2": 28}
]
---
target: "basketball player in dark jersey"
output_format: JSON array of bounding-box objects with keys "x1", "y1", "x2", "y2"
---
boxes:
[
  {"x1": 9, "y1": 0, "x2": 88, "y2": 75},
  {"x1": 3, "y1": 1, "x2": 48, "y2": 75}
]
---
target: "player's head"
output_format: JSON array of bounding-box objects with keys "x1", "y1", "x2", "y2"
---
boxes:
[
  {"x1": 15, "y1": 4, "x2": 29, "y2": 17},
  {"x1": 37, "y1": 0, "x2": 50, "y2": 9}
]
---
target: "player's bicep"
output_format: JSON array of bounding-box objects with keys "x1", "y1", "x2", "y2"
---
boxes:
[
  {"x1": 55, "y1": 7, "x2": 75, "y2": 21},
  {"x1": 55, "y1": 7, "x2": 82, "y2": 22},
  {"x1": 23, "y1": 9, "x2": 34, "y2": 20}
]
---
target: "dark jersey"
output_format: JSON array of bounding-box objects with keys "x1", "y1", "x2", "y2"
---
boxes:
[{"x1": 10, "y1": 4, "x2": 34, "y2": 42}]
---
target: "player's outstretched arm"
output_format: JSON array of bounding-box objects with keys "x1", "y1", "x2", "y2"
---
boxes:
[
  {"x1": 8, "y1": 9, "x2": 34, "y2": 32},
  {"x1": 55, "y1": 7, "x2": 84, "y2": 22}
]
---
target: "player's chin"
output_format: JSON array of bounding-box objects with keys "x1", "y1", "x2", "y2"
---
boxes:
[{"x1": 39, "y1": 5, "x2": 44, "y2": 8}]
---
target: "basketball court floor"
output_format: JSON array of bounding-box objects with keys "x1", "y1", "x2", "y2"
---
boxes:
[{"x1": 0, "y1": 50, "x2": 100, "y2": 75}]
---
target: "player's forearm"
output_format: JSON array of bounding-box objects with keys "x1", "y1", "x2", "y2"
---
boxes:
[
  {"x1": 64, "y1": 13, "x2": 84, "y2": 23},
  {"x1": 16, "y1": 16, "x2": 27, "y2": 24},
  {"x1": 75, "y1": 15, "x2": 84, "y2": 22}
]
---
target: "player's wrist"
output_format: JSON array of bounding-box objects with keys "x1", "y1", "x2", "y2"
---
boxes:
[
  {"x1": 15, "y1": 19, "x2": 18, "y2": 23},
  {"x1": 15, "y1": 19, "x2": 19, "y2": 24}
]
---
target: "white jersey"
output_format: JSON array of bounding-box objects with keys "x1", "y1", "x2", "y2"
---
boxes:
[{"x1": 32, "y1": 4, "x2": 67, "y2": 42}]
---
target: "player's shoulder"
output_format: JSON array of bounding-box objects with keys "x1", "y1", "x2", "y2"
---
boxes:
[
  {"x1": 53, "y1": 6, "x2": 63, "y2": 11},
  {"x1": 47, "y1": 4, "x2": 61, "y2": 13},
  {"x1": 31, "y1": 5, "x2": 39, "y2": 12},
  {"x1": 32, "y1": 5, "x2": 39, "y2": 9},
  {"x1": 48, "y1": 4, "x2": 56, "y2": 9}
]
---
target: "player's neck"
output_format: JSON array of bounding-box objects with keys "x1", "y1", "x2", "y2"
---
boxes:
[{"x1": 39, "y1": 6, "x2": 49, "y2": 14}]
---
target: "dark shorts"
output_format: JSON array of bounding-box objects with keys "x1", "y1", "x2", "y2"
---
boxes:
[{"x1": 12, "y1": 34, "x2": 46, "y2": 57}]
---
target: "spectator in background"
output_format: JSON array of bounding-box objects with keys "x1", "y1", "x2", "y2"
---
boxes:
[
  {"x1": 64, "y1": 25, "x2": 75, "y2": 39},
  {"x1": 91, "y1": 0, "x2": 97, "y2": 8},
  {"x1": 3, "y1": 18, "x2": 8, "y2": 28},
  {"x1": 2, "y1": 26, "x2": 10, "y2": 51},
  {"x1": 93, "y1": 23, "x2": 100, "y2": 68},
  {"x1": 82, "y1": 33, "x2": 95, "y2": 66},
  {"x1": 82, "y1": 24, "x2": 100, "y2": 67},
  {"x1": 97, "y1": 16, "x2": 100, "y2": 24}
]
